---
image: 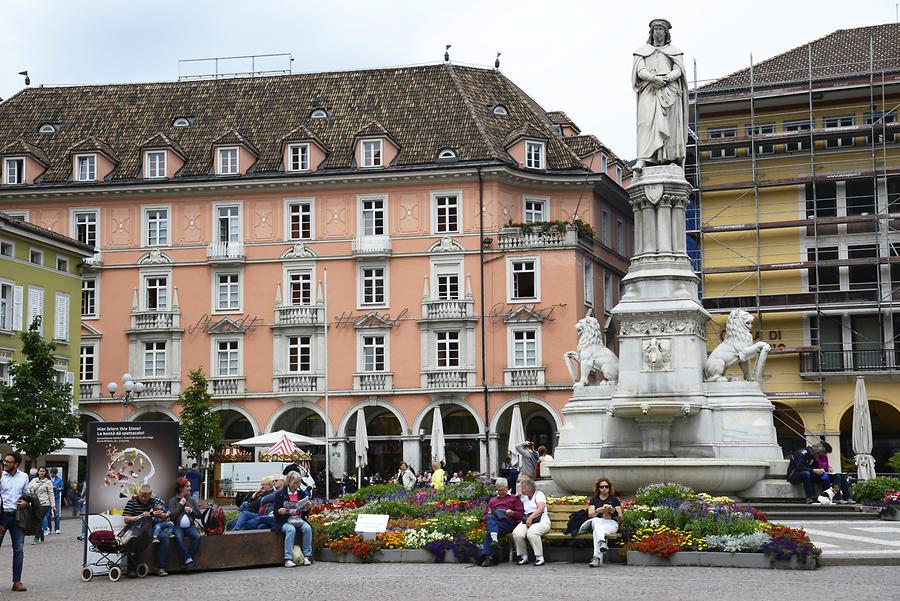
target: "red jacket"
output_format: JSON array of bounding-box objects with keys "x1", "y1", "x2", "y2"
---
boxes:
[{"x1": 484, "y1": 493, "x2": 524, "y2": 522}]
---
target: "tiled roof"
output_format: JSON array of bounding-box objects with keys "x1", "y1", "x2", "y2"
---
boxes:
[
  {"x1": 563, "y1": 134, "x2": 601, "y2": 157},
  {"x1": 0, "y1": 210, "x2": 94, "y2": 254},
  {"x1": 700, "y1": 23, "x2": 900, "y2": 93},
  {"x1": 280, "y1": 124, "x2": 330, "y2": 152},
  {"x1": 68, "y1": 137, "x2": 119, "y2": 163},
  {"x1": 140, "y1": 132, "x2": 187, "y2": 158},
  {"x1": 503, "y1": 122, "x2": 549, "y2": 146},
  {"x1": 0, "y1": 139, "x2": 49, "y2": 165},
  {"x1": 0, "y1": 64, "x2": 590, "y2": 185},
  {"x1": 211, "y1": 129, "x2": 260, "y2": 156},
  {"x1": 546, "y1": 111, "x2": 580, "y2": 132}
]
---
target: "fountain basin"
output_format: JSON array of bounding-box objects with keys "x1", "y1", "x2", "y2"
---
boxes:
[{"x1": 550, "y1": 458, "x2": 769, "y2": 495}]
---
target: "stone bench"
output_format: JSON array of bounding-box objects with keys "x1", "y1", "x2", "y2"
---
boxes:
[{"x1": 145, "y1": 529, "x2": 285, "y2": 573}]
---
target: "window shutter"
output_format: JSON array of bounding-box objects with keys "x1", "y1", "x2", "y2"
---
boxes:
[
  {"x1": 27, "y1": 287, "x2": 43, "y2": 333},
  {"x1": 55, "y1": 294, "x2": 69, "y2": 341},
  {"x1": 13, "y1": 285, "x2": 23, "y2": 331}
]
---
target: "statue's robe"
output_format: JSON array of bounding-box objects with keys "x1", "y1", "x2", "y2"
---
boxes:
[{"x1": 632, "y1": 43, "x2": 689, "y2": 166}]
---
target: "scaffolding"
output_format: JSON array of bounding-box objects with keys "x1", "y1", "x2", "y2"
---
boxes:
[{"x1": 687, "y1": 37, "x2": 900, "y2": 447}]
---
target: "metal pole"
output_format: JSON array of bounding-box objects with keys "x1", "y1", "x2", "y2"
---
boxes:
[
  {"x1": 123, "y1": 395, "x2": 128, "y2": 421},
  {"x1": 323, "y1": 268, "x2": 330, "y2": 500},
  {"x1": 478, "y1": 167, "x2": 490, "y2": 475}
]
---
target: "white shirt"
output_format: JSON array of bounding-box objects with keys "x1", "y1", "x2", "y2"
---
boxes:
[
  {"x1": 520, "y1": 490, "x2": 549, "y2": 525},
  {"x1": 1, "y1": 470, "x2": 29, "y2": 512},
  {"x1": 179, "y1": 513, "x2": 191, "y2": 528}
]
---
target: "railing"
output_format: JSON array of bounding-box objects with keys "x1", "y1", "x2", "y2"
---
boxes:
[
  {"x1": 497, "y1": 226, "x2": 578, "y2": 250},
  {"x1": 275, "y1": 304, "x2": 325, "y2": 325},
  {"x1": 275, "y1": 373, "x2": 323, "y2": 393},
  {"x1": 207, "y1": 241, "x2": 246, "y2": 261},
  {"x1": 423, "y1": 369, "x2": 474, "y2": 389},
  {"x1": 422, "y1": 298, "x2": 473, "y2": 319},
  {"x1": 208, "y1": 376, "x2": 245, "y2": 396},
  {"x1": 130, "y1": 309, "x2": 180, "y2": 330},
  {"x1": 79, "y1": 382, "x2": 99, "y2": 400},
  {"x1": 799, "y1": 349, "x2": 899, "y2": 374},
  {"x1": 503, "y1": 367, "x2": 545, "y2": 387},
  {"x1": 83, "y1": 252, "x2": 102, "y2": 267},
  {"x1": 351, "y1": 235, "x2": 391, "y2": 255},
  {"x1": 353, "y1": 372, "x2": 393, "y2": 391},
  {"x1": 141, "y1": 379, "x2": 176, "y2": 397}
]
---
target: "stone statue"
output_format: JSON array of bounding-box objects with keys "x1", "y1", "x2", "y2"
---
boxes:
[
  {"x1": 704, "y1": 309, "x2": 770, "y2": 382},
  {"x1": 633, "y1": 18, "x2": 688, "y2": 172},
  {"x1": 564, "y1": 311, "x2": 619, "y2": 387}
]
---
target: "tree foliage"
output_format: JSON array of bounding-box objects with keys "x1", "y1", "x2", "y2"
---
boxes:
[
  {"x1": 0, "y1": 317, "x2": 80, "y2": 459},
  {"x1": 177, "y1": 368, "x2": 222, "y2": 463}
]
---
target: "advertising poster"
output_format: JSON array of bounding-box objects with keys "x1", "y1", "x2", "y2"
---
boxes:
[{"x1": 87, "y1": 421, "x2": 180, "y2": 514}]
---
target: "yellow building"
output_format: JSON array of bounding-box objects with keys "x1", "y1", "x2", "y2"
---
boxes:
[{"x1": 689, "y1": 23, "x2": 900, "y2": 473}]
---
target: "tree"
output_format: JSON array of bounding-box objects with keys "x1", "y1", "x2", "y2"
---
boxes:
[
  {"x1": 0, "y1": 317, "x2": 80, "y2": 459},
  {"x1": 177, "y1": 368, "x2": 222, "y2": 464}
]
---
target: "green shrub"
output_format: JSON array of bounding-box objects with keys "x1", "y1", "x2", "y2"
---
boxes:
[
  {"x1": 428, "y1": 511, "x2": 482, "y2": 534},
  {"x1": 634, "y1": 483, "x2": 697, "y2": 507},
  {"x1": 851, "y1": 476, "x2": 900, "y2": 503},
  {"x1": 888, "y1": 452, "x2": 900, "y2": 473},
  {"x1": 323, "y1": 514, "x2": 358, "y2": 540},
  {"x1": 363, "y1": 498, "x2": 425, "y2": 518},
  {"x1": 654, "y1": 506, "x2": 690, "y2": 530},
  {"x1": 686, "y1": 513, "x2": 760, "y2": 537},
  {"x1": 438, "y1": 481, "x2": 492, "y2": 502},
  {"x1": 342, "y1": 483, "x2": 405, "y2": 503}
]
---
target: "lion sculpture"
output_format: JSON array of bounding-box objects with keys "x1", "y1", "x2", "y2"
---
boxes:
[
  {"x1": 564, "y1": 312, "x2": 619, "y2": 387},
  {"x1": 704, "y1": 309, "x2": 770, "y2": 382}
]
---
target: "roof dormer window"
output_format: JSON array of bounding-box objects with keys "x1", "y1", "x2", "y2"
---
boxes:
[
  {"x1": 437, "y1": 149, "x2": 458, "y2": 161},
  {"x1": 492, "y1": 105, "x2": 509, "y2": 117},
  {"x1": 75, "y1": 154, "x2": 97, "y2": 182},
  {"x1": 361, "y1": 139, "x2": 383, "y2": 168},
  {"x1": 310, "y1": 108, "x2": 329, "y2": 119},
  {"x1": 3, "y1": 158, "x2": 25, "y2": 185},
  {"x1": 287, "y1": 143, "x2": 310, "y2": 172},
  {"x1": 218, "y1": 147, "x2": 239, "y2": 175},
  {"x1": 145, "y1": 150, "x2": 167, "y2": 179},
  {"x1": 173, "y1": 117, "x2": 191, "y2": 128},
  {"x1": 524, "y1": 140, "x2": 545, "y2": 170},
  {"x1": 39, "y1": 124, "x2": 57, "y2": 134}
]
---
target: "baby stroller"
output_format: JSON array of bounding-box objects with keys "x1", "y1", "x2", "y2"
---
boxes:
[{"x1": 81, "y1": 514, "x2": 152, "y2": 582}]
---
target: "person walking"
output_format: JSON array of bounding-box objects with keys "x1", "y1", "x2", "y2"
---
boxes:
[
  {"x1": 27, "y1": 467, "x2": 54, "y2": 545},
  {"x1": 1, "y1": 452, "x2": 31, "y2": 592},
  {"x1": 49, "y1": 468, "x2": 63, "y2": 534},
  {"x1": 185, "y1": 464, "x2": 202, "y2": 500}
]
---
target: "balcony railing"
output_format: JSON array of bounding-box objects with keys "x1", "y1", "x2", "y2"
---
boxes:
[
  {"x1": 79, "y1": 382, "x2": 100, "y2": 400},
  {"x1": 503, "y1": 367, "x2": 545, "y2": 387},
  {"x1": 83, "y1": 252, "x2": 102, "y2": 267},
  {"x1": 130, "y1": 309, "x2": 180, "y2": 330},
  {"x1": 423, "y1": 369, "x2": 475, "y2": 389},
  {"x1": 275, "y1": 304, "x2": 325, "y2": 326},
  {"x1": 207, "y1": 241, "x2": 246, "y2": 262},
  {"x1": 275, "y1": 373, "x2": 323, "y2": 394},
  {"x1": 208, "y1": 376, "x2": 245, "y2": 396},
  {"x1": 800, "y1": 349, "x2": 900, "y2": 374},
  {"x1": 141, "y1": 378, "x2": 178, "y2": 397},
  {"x1": 422, "y1": 298, "x2": 473, "y2": 320},
  {"x1": 352, "y1": 235, "x2": 391, "y2": 256},
  {"x1": 353, "y1": 372, "x2": 393, "y2": 392},
  {"x1": 497, "y1": 225, "x2": 578, "y2": 250}
]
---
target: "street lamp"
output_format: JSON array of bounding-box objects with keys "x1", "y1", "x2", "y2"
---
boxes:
[{"x1": 107, "y1": 373, "x2": 146, "y2": 421}]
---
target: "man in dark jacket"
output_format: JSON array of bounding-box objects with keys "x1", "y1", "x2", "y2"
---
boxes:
[
  {"x1": 786, "y1": 442, "x2": 828, "y2": 504},
  {"x1": 1, "y1": 451, "x2": 31, "y2": 592}
]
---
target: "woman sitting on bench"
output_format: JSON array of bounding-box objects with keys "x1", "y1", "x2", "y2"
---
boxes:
[
  {"x1": 261, "y1": 471, "x2": 313, "y2": 568},
  {"x1": 585, "y1": 477, "x2": 622, "y2": 568}
]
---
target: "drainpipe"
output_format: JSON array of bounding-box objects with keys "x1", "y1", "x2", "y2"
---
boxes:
[{"x1": 478, "y1": 167, "x2": 491, "y2": 475}]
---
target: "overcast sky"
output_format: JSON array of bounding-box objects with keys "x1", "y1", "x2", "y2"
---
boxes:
[{"x1": 1, "y1": 0, "x2": 896, "y2": 158}]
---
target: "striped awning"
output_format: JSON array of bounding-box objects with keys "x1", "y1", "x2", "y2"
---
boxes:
[{"x1": 263, "y1": 434, "x2": 301, "y2": 457}]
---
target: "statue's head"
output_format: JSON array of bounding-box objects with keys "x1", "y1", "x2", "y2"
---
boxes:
[{"x1": 647, "y1": 18, "x2": 672, "y2": 47}]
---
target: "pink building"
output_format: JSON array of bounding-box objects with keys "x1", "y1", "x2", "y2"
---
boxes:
[{"x1": 0, "y1": 64, "x2": 632, "y2": 477}]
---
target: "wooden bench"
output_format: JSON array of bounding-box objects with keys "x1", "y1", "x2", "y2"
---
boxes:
[
  {"x1": 145, "y1": 529, "x2": 285, "y2": 573},
  {"x1": 506, "y1": 503, "x2": 622, "y2": 563}
]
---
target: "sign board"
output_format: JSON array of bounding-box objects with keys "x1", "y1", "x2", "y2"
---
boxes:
[
  {"x1": 86, "y1": 421, "x2": 180, "y2": 514},
  {"x1": 354, "y1": 513, "x2": 389, "y2": 540}
]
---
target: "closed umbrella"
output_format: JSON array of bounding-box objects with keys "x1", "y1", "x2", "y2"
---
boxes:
[
  {"x1": 430, "y1": 407, "x2": 446, "y2": 466},
  {"x1": 507, "y1": 405, "x2": 526, "y2": 469},
  {"x1": 852, "y1": 376, "x2": 877, "y2": 480},
  {"x1": 355, "y1": 409, "x2": 369, "y2": 488}
]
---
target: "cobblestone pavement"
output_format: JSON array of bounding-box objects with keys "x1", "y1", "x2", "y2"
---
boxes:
[{"x1": 2, "y1": 531, "x2": 900, "y2": 601}]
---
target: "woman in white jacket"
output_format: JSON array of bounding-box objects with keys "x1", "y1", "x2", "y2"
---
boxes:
[
  {"x1": 392, "y1": 461, "x2": 416, "y2": 490},
  {"x1": 28, "y1": 466, "x2": 55, "y2": 544}
]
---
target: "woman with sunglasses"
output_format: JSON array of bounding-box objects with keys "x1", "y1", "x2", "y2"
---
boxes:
[{"x1": 586, "y1": 477, "x2": 621, "y2": 567}]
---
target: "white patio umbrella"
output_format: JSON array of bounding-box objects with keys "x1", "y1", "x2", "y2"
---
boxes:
[
  {"x1": 852, "y1": 376, "x2": 877, "y2": 480},
  {"x1": 234, "y1": 430, "x2": 326, "y2": 447},
  {"x1": 507, "y1": 405, "x2": 526, "y2": 469},
  {"x1": 354, "y1": 409, "x2": 369, "y2": 488},
  {"x1": 430, "y1": 407, "x2": 446, "y2": 466}
]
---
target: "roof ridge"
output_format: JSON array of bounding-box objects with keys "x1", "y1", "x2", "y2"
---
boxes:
[{"x1": 444, "y1": 63, "x2": 501, "y2": 162}]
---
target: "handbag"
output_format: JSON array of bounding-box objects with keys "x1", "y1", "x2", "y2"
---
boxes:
[{"x1": 287, "y1": 516, "x2": 305, "y2": 526}]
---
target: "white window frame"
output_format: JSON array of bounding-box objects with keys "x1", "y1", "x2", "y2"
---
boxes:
[
  {"x1": 142, "y1": 205, "x2": 171, "y2": 247},
  {"x1": 285, "y1": 267, "x2": 314, "y2": 306},
  {"x1": 54, "y1": 292, "x2": 69, "y2": 342},
  {"x1": 0, "y1": 239, "x2": 13, "y2": 258},
  {"x1": 431, "y1": 190, "x2": 461, "y2": 234},
  {"x1": 359, "y1": 331, "x2": 389, "y2": 373},
  {"x1": 71, "y1": 209, "x2": 99, "y2": 249},
  {"x1": 707, "y1": 127, "x2": 737, "y2": 159},
  {"x1": 509, "y1": 326, "x2": 541, "y2": 368},
  {"x1": 82, "y1": 276, "x2": 98, "y2": 318},
  {"x1": 213, "y1": 202, "x2": 242, "y2": 243},
  {"x1": 435, "y1": 330, "x2": 461, "y2": 368},
  {"x1": 616, "y1": 219, "x2": 626, "y2": 255},
  {"x1": 600, "y1": 153, "x2": 608, "y2": 173},
  {"x1": 3, "y1": 157, "x2": 25, "y2": 185},
  {"x1": 524, "y1": 140, "x2": 545, "y2": 169},
  {"x1": 75, "y1": 153, "x2": 97, "y2": 182},
  {"x1": 784, "y1": 119, "x2": 813, "y2": 152},
  {"x1": 213, "y1": 338, "x2": 242, "y2": 377},
  {"x1": 218, "y1": 146, "x2": 240, "y2": 175},
  {"x1": 603, "y1": 271, "x2": 614, "y2": 314},
  {"x1": 56, "y1": 257, "x2": 69, "y2": 272},
  {"x1": 213, "y1": 270, "x2": 242, "y2": 313},
  {"x1": 601, "y1": 209, "x2": 611, "y2": 246},
  {"x1": 431, "y1": 260, "x2": 462, "y2": 300},
  {"x1": 3, "y1": 209, "x2": 28, "y2": 222},
  {"x1": 361, "y1": 139, "x2": 383, "y2": 168},
  {"x1": 359, "y1": 263, "x2": 388, "y2": 307},
  {"x1": 359, "y1": 195, "x2": 387, "y2": 237},
  {"x1": 746, "y1": 123, "x2": 776, "y2": 155},
  {"x1": 507, "y1": 256, "x2": 540, "y2": 303},
  {"x1": 615, "y1": 164, "x2": 623, "y2": 184},
  {"x1": 0, "y1": 280, "x2": 13, "y2": 331},
  {"x1": 824, "y1": 115, "x2": 856, "y2": 148},
  {"x1": 29, "y1": 248, "x2": 42, "y2": 265},
  {"x1": 144, "y1": 150, "x2": 167, "y2": 179},
  {"x1": 287, "y1": 335, "x2": 312, "y2": 373},
  {"x1": 80, "y1": 343, "x2": 97, "y2": 382},
  {"x1": 584, "y1": 261, "x2": 594, "y2": 307},
  {"x1": 285, "y1": 198, "x2": 315, "y2": 241},
  {"x1": 523, "y1": 196, "x2": 548, "y2": 223},
  {"x1": 287, "y1": 143, "x2": 310, "y2": 172},
  {"x1": 26, "y1": 285, "x2": 43, "y2": 334},
  {"x1": 143, "y1": 341, "x2": 167, "y2": 378},
  {"x1": 142, "y1": 271, "x2": 171, "y2": 311}
]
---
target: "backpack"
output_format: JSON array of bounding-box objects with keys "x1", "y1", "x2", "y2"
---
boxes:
[
  {"x1": 201, "y1": 504, "x2": 225, "y2": 535},
  {"x1": 564, "y1": 509, "x2": 589, "y2": 535}
]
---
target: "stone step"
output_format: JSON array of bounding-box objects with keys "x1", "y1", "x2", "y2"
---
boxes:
[
  {"x1": 749, "y1": 502, "x2": 863, "y2": 512},
  {"x1": 764, "y1": 511, "x2": 880, "y2": 521}
]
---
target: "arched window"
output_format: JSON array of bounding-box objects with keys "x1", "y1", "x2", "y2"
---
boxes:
[
  {"x1": 172, "y1": 117, "x2": 190, "y2": 128},
  {"x1": 38, "y1": 123, "x2": 57, "y2": 134},
  {"x1": 437, "y1": 149, "x2": 458, "y2": 161},
  {"x1": 310, "y1": 108, "x2": 328, "y2": 119},
  {"x1": 272, "y1": 408, "x2": 327, "y2": 475},
  {"x1": 345, "y1": 406, "x2": 402, "y2": 479},
  {"x1": 419, "y1": 405, "x2": 480, "y2": 474},
  {"x1": 492, "y1": 105, "x2": 508, "y2": 117}
]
